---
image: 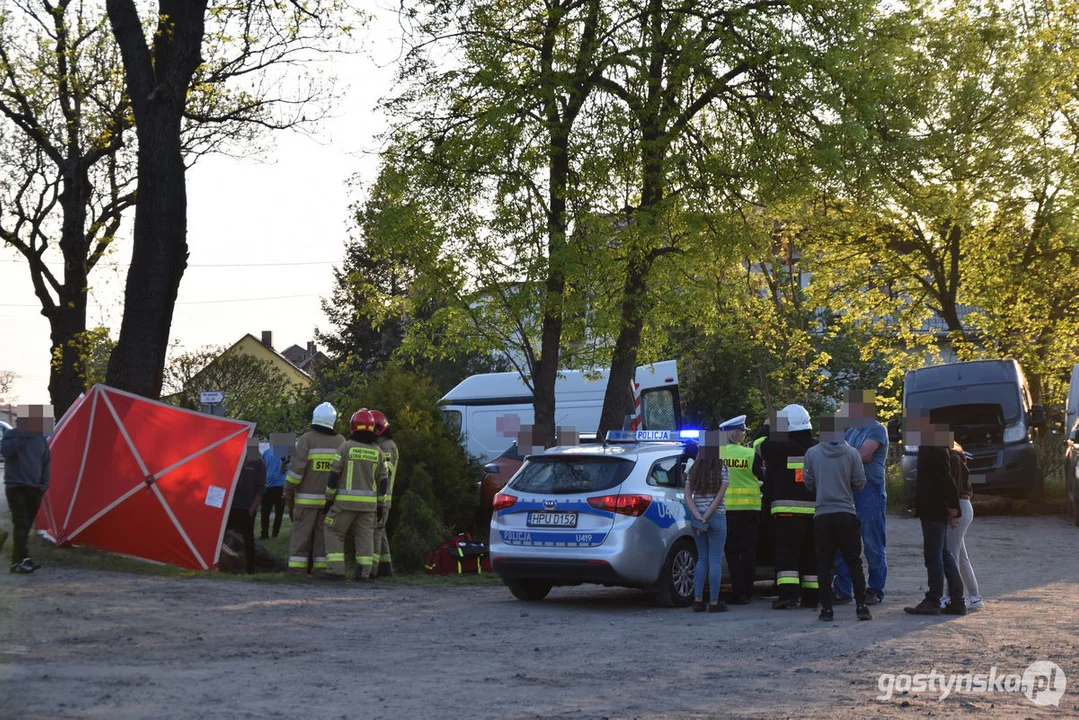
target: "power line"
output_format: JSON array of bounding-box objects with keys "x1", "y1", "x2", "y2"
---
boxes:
[
  {"x1": 0, "y1": 259, "x2": 337, "y2": 268},
  {"x1": 0, "y1": 292, "x2": 324, "y2": 308}
]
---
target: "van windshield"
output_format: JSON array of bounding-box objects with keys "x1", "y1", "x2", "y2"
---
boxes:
[
  {"x1": 906, "y1": 384, "x2": 1021, "y2": 424},
  {"x1": 510, "y1": 456, "x2": 634, "y2": 495}
]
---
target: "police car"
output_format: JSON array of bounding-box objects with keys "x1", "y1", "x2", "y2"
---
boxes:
[{"x1": 489, "y1": 429, "x2": 704, "y2": 606}]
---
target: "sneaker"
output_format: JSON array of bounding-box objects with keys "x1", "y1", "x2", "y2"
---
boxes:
[
  {"x1": 904, "y1": 599, "x2": 942, "y2": 615},
  {"x1": 864, "y1": 592, "x2": 882, "y2": 606},
  {"x1": 818, "y1": 607, "x2": 834, "y2": 622},
  {"x1": 11, "y1": 558, "x2": 35, "y2": 574},
  {"x1": 967, "y1": 596, "x2": 984, "y2": 610},
  {"x1": 856, "y1": 604, "x2": 873, "y2": 621},
  {"x1": 26, "y1": 558, "x2": 41, "y2": 571},
  {"x1": 708, "y1": 600, "x2": 728, "y2": 613},
  {"x1": 771, "y1": 598, "x2": 800, "y2": 610},
  {"x1": 942, "y1": 601, "x2": 967, "y2": 616},
  {"x1": 832, "y1": 592, "x2": 853, "y2": 605},
  {"x1": 692, "y1": 600, "x2": 707, "y2": 613}
]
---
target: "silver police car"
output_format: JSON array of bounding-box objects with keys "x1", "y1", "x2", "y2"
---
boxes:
[{"x1": 490, "y1": 430, "x2": 700, "y2": 606}]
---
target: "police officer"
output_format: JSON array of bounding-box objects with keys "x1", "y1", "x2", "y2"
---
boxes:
[
  {"x1": 322, "y1": 410, "x2": 388, "y2": 581},
  {"x1": 371, "y1": 410, "x2": 398, "y2": 578},
  {"x1": 719, "y1": 415, "x2": 761, "y2": 605},
  {"x1": 284, "y1": 402, "x2": 344, "y2": 574},
  {"x1": 757, "y1": 404, "x2": 819, "y2": 609}
]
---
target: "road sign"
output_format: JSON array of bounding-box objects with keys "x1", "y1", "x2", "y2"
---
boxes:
[{"x1": 200, "y1": 391, "x2": 225, "y2": 404}]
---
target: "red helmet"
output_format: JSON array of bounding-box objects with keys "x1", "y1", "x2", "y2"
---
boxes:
[
  {"x1": 350, "y1": 409, "x2": 375, "y2": 434},
  {"x1": 371, "y1": 410, "x2": 390, "y2": 436}
]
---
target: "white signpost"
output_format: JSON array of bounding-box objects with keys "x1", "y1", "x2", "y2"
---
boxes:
[{"x1": 199, "y1": 391, "x2": 226, "y2": 417}]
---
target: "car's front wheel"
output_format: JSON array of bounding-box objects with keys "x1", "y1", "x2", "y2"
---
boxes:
[
  {"x1": 505, "y1": 579, "x2": 553, "y2": 601},
  {"x1": 656, "y1": 539, "x2": 697, "y2": 607}
]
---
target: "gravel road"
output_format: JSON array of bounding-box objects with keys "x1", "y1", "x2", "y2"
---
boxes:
[{"x1": 1, "y1": 514, "x2": 1077, "y2": 719}]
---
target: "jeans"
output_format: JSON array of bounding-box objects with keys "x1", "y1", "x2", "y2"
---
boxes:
[
  {"x1": 260, "y1": 486, "x2": 285, "y2": 538},
  {"x1": 946, "y1": 498, "x2": 980, "y2": 600},
  {"x1": 692, "y1": 512, "x2": 728, "y2": 603},
  {"x1": 6, "y1": 486, "x2": 44, "y2": 565},
  {"x1": 816, "y1": 512, "x2": 866, "y2": 610},
  {"x1": 921, "y1": 518, "x2": 963, "y2": 604},
  {"x1": 834, "y1": 481, "x2": 887, "y2": 599}
]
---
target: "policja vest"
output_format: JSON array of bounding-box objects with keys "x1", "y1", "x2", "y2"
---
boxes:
[{"x1": 720, "y1": 444, "x2": 761, "y2": 511}]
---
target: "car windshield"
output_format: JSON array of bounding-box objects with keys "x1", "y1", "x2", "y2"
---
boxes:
[
  {"x1": 510, "y1": 456, "x2": 634, "y2": 495},
  {"x1": 906, "y1": 384, "x2": 1021, "y2": 424},
  {"x1": 496, "y1": 442, "x2": 524, "y2": 462}
]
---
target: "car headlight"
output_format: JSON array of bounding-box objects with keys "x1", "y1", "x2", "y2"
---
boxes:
[{"x1": 1003, "y1": 420, "x2": 1027, "y2": 443}]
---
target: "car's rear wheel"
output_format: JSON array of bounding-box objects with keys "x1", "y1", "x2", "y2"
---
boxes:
[
  {"x1": 505, "y1": 579, "x2": 553, "y2": 601},
  {"x1": 656, "y1": 540, "x2": 697, "y2": 607}
]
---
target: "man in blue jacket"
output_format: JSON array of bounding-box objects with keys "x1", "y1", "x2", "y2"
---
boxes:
[
  {"x1": 260, "y1": 433, "x2": 293, "y2": 539},
  {"x1": 2, "y1": 405, "x2": 53, "y2": 574},
  {"x1": 833, "y1": 390, "x2": 889, "y2": 605}
]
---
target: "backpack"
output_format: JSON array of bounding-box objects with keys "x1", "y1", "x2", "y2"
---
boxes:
[{"x1": 425, "y1": 533, "x2": 493, "y2": 575}]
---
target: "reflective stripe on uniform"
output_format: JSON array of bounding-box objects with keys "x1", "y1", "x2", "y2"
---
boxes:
[
  {"x1": 776, "y1": 577, "x2": 801, "y2": 585},
  {"x1": 313, "y1": 562, "x2": 327, "y2": 570},
  {"x1": 326, "y1": 553, "x2": 346, "y2": 562},
  {"x1": 771, "y1": 500, "x2": 815, "y2": 515},
  {"x1": 802, "y1": 575, "x2": 819, "y2": 589},
  {"x1": 356, "y1": 556, "x2": 373, "y2": 565},
  {"x1": 288, "y1": 558, "x2": 307, "y2": 568},
  {"x1": 295, "y1": 493, "x2": 324, "y2": 506},
  {"x1": 285, "y1": 471, "x2": 302, "y2": 485}
]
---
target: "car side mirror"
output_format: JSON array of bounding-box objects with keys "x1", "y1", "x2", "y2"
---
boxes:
[
  {"x1": 1030, "y1": 404, "x2": 1048, "y2": 429},
  {"x1": 483, "y1": 463, "x2": 499, "y2": 474}
]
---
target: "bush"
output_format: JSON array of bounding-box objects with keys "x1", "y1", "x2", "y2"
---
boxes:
[{"x1": 389, "y1": 465, "x2": 447, "y2": 573}]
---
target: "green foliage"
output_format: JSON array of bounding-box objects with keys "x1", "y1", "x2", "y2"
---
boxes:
[
  {"x1": 162, "y1": 345, "x2": 298, "y2": 431},
  {"x1": 50, "y1": 327, "x2": 115, "y2": 391},
  {"x1": 389, "y1": 464, "x2": 447, "y2": 574}
]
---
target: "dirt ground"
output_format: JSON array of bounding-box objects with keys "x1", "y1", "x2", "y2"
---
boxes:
[{"x1": 1, "y1": 513, "x2": 1077, "y2": 719}]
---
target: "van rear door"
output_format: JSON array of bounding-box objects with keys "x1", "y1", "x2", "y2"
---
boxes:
[{"x1": 636, "y1": 360, "x2": 681, "y2": 430}]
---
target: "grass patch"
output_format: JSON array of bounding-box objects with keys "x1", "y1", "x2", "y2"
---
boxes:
[{"x1": 22, "y1": 514, "x2": 500, "y2": 586}]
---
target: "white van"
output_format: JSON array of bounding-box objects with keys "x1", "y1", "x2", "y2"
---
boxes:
[
  {"x1": 440, "y1": 360, "x2": 681, "y2": 461},
  {"x1": 1067, "y1": 364, "x2": 1079, "y2": 438}
]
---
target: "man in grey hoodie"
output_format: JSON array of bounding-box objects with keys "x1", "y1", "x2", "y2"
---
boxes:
[{"x1": 803, "y1": 418, "x2": 870, "y2": 622}]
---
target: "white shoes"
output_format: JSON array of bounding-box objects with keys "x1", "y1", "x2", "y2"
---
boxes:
[{"x1": 967, "y1": 596, "x2": 984, "y2": 610}]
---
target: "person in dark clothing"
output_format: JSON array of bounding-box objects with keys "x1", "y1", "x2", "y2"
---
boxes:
[
  {"x1": 904, "y1": 419, "x2": 964, "y2": 616},
  {"x1": 227, "y1": 438, "x2": 266, "y2": 574},
  {"x1": 2, "y1": 407, "x2": 53, "y2": 574},
  {"x1": 757, "y1": 404, "x2": 819, "y2": 609},
  {"x1": 803, "y1": 419, "x2": 871, "y2": 622}
]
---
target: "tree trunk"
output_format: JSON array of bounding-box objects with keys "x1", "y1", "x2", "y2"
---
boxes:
[
  {"x1": 47, "y1": 301, "x2": 88, "y2": 415},
  {"x1": 105, "y1": 105, "x2": 190, "y2": 398},
  {"x1": 597, "y1": 257, "x2": 649, "y2": 435},
  {"x1": 105, "y1": 0, "x2": 206, "y2": 398}
]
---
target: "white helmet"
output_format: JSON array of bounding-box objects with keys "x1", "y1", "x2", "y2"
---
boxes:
[
  {"x1": 780, "y1": 404, "x2": 812, "y2": 432},
  {"x1": 311, "y1": 402, "x2": 337, "y2": 430}
]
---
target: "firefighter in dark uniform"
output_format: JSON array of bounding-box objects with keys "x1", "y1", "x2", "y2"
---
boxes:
[{"x1": 756, "y1": 404, "x2": 819, "y2": 609}]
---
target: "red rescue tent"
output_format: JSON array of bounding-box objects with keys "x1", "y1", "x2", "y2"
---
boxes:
[{"x1": 37, "y1": 384, "x2": 254, "y2": 570}]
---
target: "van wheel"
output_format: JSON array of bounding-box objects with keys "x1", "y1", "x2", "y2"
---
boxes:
[
  {"x1": 656, "y1": 540, "x2": 697, "y2": 607},
  {"x1": 505, "y1": 579, "x2": 552, "y2": 601}
]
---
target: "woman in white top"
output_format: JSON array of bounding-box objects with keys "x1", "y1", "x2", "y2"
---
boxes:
[{"x1": 686, "y1": 451, "x2": 730, "y2": 612}]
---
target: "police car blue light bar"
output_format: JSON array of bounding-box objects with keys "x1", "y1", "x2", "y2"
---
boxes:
[{"x1": 605, "y1": 429, "x2": 697, "y2": 443}]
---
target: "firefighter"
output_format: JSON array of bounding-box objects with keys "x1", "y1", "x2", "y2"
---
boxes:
[
  {"x1": 719, "y1": 414, "x2": 760, "y2": 605},
  {"x1": 284, "y1": 402, "x2": 344, "y2": 574},
  {"x1": 757, "y1": 404, "x2": 819, "y2": 609},
  {"x1": 321, "y1": 409, "x2": 388, "y2": 581},
  {"x1": 371, "y1": 409, "x2": 398, "y2": 578}
]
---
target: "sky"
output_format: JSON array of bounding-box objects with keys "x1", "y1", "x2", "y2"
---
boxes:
[{"x1": 0, "y1": 9, "x2": 400, "y2": 404}]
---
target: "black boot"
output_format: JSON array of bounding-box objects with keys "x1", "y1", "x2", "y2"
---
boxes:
[{"x1": 378, "y1": 562, "x2": 393, "y2": 578}]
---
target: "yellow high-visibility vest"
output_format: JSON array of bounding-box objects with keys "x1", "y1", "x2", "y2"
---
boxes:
[{"x1": 721, "y1": 444, "x2": 761, "y2": 511}]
